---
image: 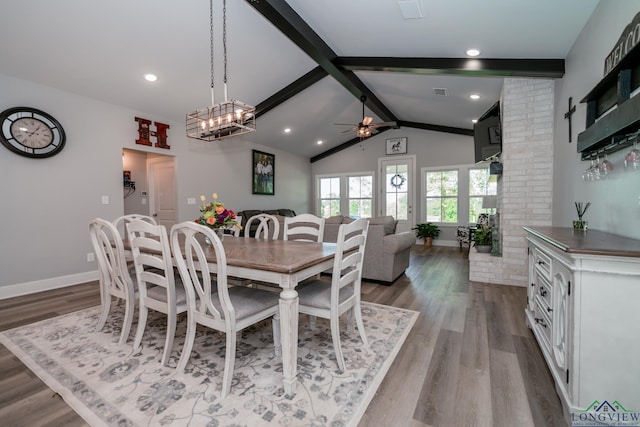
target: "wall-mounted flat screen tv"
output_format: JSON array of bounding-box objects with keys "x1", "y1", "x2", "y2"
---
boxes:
[{"x1": 474, "y1": 101, "x2": 501, "y2": 163}]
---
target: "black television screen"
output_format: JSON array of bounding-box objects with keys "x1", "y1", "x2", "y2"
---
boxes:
[{"x1": 474, "y1": 102, "x2": 501, "y2": 163}]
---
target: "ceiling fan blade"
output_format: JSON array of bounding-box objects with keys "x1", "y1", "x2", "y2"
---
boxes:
[
  {"x1": 341, "y1": 128, "x2": 355, "y2": 133},
  {"x1": 333, "y1": 123, "x2": 357, "y2": 126},
  {"x1": 369, "y1": 121, "x2": 397, "y2": 128},
  {"x1": 362, "y1": 116, "x2": 373, "y2": 126}
]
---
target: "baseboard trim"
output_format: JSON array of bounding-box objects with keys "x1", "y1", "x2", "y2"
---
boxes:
[{"x1": 0, "y1": 271, "x2": 99, "y2": 300}]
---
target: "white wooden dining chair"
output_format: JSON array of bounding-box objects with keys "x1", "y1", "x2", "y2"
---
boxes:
[
  {"x1": 127, "y1": 218, "x2": 187, "y2": 366},
  {"x1": 283, "y1": 213, "x2": 325, "y2": 242},
  {"x1": 170, "y1": 221, "x2": 281, "y2": 398},
  {"x1": 113, "y1": 214, "x2": 157, "y2": 239},
  {"x1": 89, "y1": 218, "x2": 136, "y2": 345},
  {"x1": 245, "y1": 213, "x2": 280, "y2": 240},
  {"x1": 296, "y1": 218, "x2": 369, "y2": 371}
]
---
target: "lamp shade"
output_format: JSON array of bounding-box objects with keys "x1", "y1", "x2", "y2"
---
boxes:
[{"x1": 482, "y1": 195, "x2": 497, "y2": 209}]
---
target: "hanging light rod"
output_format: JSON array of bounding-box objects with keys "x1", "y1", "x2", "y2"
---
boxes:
[{"x1": 186, "y1": 0, "x2": 255, "y2": 141}]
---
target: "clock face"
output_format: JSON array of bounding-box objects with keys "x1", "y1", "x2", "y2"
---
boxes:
[{"x1": 0, "y1": 107, "x2": 66, "y2": 158}]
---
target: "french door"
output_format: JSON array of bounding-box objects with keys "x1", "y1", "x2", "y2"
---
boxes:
[{"x1": 379, "y1": 156, "x2": 415, "y2": 233}]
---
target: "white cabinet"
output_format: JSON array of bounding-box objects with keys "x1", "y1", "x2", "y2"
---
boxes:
[{"x1": 525, "y1": 227, "x2": 640, "y2": 424}]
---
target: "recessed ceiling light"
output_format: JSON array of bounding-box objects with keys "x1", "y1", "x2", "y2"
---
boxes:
[
  {"x1": 144, "y1": 73, "x2": 158, "y2": 82},
  {"x1": 466, "y1": 49, "x2": 481, "y2": 57},
  {"x1": 469, "y1": 94, "x2": 480, "y2": 100},
  {"x1": 283, "y1": 127, "x2": 291, "y2": 133},
  {"x1": 316, "y1": 140, "x2": 323, "y2": 145},
  {"x1": 472, "y1": 119, "x2": 478, "y2": 123}
]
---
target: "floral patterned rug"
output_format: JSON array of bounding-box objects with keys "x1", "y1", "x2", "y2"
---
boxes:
[{"x1": 0, "y1": 302, "x2": 417, "y2": 427}]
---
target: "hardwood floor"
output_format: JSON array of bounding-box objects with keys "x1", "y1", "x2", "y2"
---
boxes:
[{"x1": 0, "y1": 246, "x2": 566, "y2": 427}]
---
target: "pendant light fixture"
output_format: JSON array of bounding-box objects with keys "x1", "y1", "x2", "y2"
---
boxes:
[{"x1": 186, "y1": 0, "x2": 256, "y2": 141}]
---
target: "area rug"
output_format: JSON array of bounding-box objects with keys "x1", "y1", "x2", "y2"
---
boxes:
[{"x1": 0, "y1": 301, "x2": 417, "y2": 427}]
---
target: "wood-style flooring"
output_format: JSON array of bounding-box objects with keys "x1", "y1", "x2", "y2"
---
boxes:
[{"x1": 0, "y1": 246, "x2": 566, "y2": 427}]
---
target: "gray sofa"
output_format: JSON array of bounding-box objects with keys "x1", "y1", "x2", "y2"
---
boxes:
[{"x1": 322, "y1": 215, "x2": 415, "y2": 284}]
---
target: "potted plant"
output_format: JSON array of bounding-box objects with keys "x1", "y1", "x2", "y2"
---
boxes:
[
  {"x1": 413, "y1": 222, "x2": 440, "y2": 247},
  {"x1": 473, "y1": 224, "x2": 492, "y2": 253}
]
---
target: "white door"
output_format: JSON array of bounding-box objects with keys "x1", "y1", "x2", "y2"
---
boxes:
[
  {"x1": 148, "y1": 157, "x2": 177, "y2": 229},
  {"x1": 379, "y1": 156, "x2": 415, "y2": 233}
]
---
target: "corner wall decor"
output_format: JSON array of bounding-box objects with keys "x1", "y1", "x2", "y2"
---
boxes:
[
  {"x1": 134, "y1": 116, "x2": 170, "y2": 149},
  {"x1": 386, "y1": 137, "x2": 407, "y2": 155}
]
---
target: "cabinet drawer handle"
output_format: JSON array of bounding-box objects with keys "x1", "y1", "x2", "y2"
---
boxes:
[
  {"x1": 540, "y1": 288, "x2": 547, "y2": 297},
  {"x1": 547, "y1": 307, "x2": 553, "y2": 313},
  {"x1": 535, "y1": 317, "x2": 547, "y2": 328},
  {"x1": 537, "y1": 260, "x2": 546, "y2": 266}
]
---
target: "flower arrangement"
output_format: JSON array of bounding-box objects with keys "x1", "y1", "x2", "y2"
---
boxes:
[{"x1": 195, "y1": 193, "x2": 241, "y2": 231}]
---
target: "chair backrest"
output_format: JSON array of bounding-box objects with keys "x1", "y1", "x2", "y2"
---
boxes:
[
  {"x1": 126, "y1": 219, "x2": 176, "y2": 303},
  {"x1": 245, "y1": 214, "x2": 280, "y2": 240},
  {"x1": 113, "y1": 214, "x2": 157, "y2": 239},
  {"x1": 330, "y1": 218, "x2": 369, "y2": 304},
  {"x1": 283, "y1": 213, "x2": 325, "y2": 242},
  {"x1": 170, "y1": 221, "x2": 232, "y2": 323},
  {"x1": 89, "y1": 217, "x2": 133, "y2": 298}
]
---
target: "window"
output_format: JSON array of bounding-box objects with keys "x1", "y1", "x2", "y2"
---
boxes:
[
  {"x1": 348, "y1": 175, "x2": 373, "y2": 218},
  {"x1": 319, "y1": 177, "x2": 340, "y2": 218},
  {"x1": 425, "y1": 169, "x2": 458, "y2": 223},
  {"x1": 469, "y1": 167, "x2": 497, "y2": 223},
  {"x1": 317, "y1": 173, "x2": 374, "y2": 218}
]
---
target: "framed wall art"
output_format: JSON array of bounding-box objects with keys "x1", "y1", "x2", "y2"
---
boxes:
[
  {"x1": 252, "y1": 149, "x2": 275, "y2": 195},
  {"x1": 386, "y1": 137, "x2": 407, "y2": 155}
]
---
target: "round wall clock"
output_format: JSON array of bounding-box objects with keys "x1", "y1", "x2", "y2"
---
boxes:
[{"x1": 0, "y1": 106, "x2": 66, "y2": 158}]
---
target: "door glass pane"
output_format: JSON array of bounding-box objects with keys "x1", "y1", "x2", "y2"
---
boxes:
[{"x1": 386, "y1": 165, "x2": 408, "y2": 220}]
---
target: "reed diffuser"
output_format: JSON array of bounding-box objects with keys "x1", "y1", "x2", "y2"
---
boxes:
[{"x1": 573, "y1": 202, "x2": 590, "y2": 230}]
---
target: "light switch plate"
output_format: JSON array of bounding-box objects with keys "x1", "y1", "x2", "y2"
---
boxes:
[
  {"x1": 101, "y1": 195, "x2": 109, "y2": 205},
  {"x1": 187, "y1": 197, "x2": 196, "y2": 205}
]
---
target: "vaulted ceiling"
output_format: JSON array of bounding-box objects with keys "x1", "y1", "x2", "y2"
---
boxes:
[{"x1": 0, "y1": 0, "x2": 599, "y2": 160}]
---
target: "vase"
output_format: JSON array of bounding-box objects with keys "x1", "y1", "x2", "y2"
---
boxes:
[
  {"x1": 204, "y1": 228, "x2": 225, "y2": 245},
  {"x1": 475, "y1": 245, "x2": 492, "y2": 253},
  {"x1": 573, "y1": 220, "x2": 588, "y2": 231}
]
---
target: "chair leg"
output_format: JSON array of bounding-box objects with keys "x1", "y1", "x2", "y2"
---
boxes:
[
  {"x1": 353, "y1": 303, "x2": 368, "y2": 346},
  {"x1": 176, "y1": 316, "x2": 197, "y2": 372},
  {"x1": 118, "y1": 296, "x2": 134, "y2": 345},
  {"x1": 308, "y1": 315, "x2": 317, "y2": 330},
  {"x1": 221, "y1": 330, "x2": 237, "y2": 398},
  {"x1": 272, "y1": 313, "x2": 281, "y2": 358},
  {"x1": 96, "y1": 295, "x2": 111, "y2": 332},
  {"x1": 161, "y1": 311, "x2": 177, "y2": 366},
  {"x1": 133, "y1": 305, "x2": 148, "y2": 351},
  {"x1": 330, "y1": 315, "x2": 345, "y2": 371}
]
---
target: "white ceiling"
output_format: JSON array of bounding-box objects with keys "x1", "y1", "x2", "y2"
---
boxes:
[{"x1": 0, "y1": 0, "x2": 599, "y2": 159}]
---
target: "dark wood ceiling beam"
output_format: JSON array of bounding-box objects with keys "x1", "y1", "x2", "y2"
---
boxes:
[
  {"x1": 310, "y1": 128, "x2": 392, "y2": 163},
  {"x1": 337, "y1": 57, "x2": 565, "y2": 78},
  {"x1": 245, "y1": 0, "x2": 397, "y2": 122},
  {"x1": 398, "y1": 120, "x2": 473, "y2": 136},
  {"x1": 255, "y1": 66, "x2": 328, "y2": 118}
]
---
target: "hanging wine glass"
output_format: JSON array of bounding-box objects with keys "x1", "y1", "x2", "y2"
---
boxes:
[
  {"x1": 599, "y1": 152, "x2": 614, "y2": 178},
  {"x1": 592, "y1": 154, "x2": 602, "y2": 181},
  {"x1": 625, "y1": 138, "x2": 640, "y2": 170}
]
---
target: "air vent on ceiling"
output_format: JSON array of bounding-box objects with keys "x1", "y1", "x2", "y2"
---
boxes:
[
  {"x1": 398, "y1": 0, "x2": 424, "y2": 19},
  {"x1": 434, "y1": 88, "x2": 448, "y2": 96}
]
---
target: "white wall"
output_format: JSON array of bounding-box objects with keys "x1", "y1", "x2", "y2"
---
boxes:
[
  {"x1": 553, "y1": 0, "x2": 640, "y2": 238},
  {"x1": 0, "y1": 74, "x2": 310, "y2": 295}
]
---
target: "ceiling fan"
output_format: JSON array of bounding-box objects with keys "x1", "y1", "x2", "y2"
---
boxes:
[{"x1": 335, "y1": 96, "x2": 397, "y2": 139}]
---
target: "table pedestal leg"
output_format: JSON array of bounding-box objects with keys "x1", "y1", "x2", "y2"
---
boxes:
[{"x1": 279, "y1": 288, "x2": 298, "y2": 396}]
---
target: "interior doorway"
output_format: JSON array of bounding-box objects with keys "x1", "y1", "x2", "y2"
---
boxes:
[{"x1": 122, "y1": 149, "x2": 176, "y2": 228}]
